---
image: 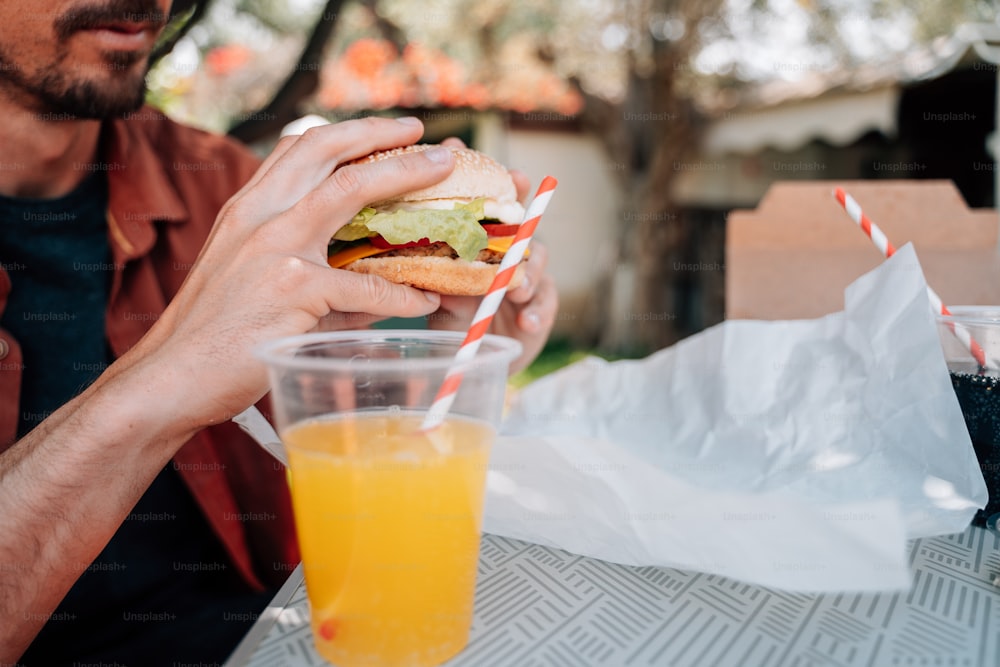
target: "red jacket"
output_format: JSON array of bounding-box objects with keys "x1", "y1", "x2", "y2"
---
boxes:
[{"x1": 0, "y1": 107, "x2": 299, "y2": 590}]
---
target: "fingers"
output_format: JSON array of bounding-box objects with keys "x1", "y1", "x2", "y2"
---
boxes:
[
  {"x1": 207, "y1": 135, "x2": 301, "y2": 231},
  {"x1": 432, "y1": 295, "x2": 477, "y2": 331},
  {"x1": 516, "y1": 273, "x2": 558, "y2": 334},
  {"x1": 238, "y1": 116, "x2": 431, "y2": 220},
  {"x1": 441, "y1": 137, "x2": 467, "y2": 149},
  {"x1": 505, "y1": 242, "x2": 549, "y2": 305},
  {"x1": 234, "y1": 134, "x2": 299, "y2": 194},
  {"x1": 289, "y1": 143, "x2": 455, "y2": 246},
  {"x1": 310, "y1": 267, "x2": 442, "y2": 320},
  {"x1": 316, "y1": 311, "x2": 387, "y2": 332}
]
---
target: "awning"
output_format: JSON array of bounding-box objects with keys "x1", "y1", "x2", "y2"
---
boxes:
[{"x1": 703, "y1": 86, "x2": 901, "y2": 156}]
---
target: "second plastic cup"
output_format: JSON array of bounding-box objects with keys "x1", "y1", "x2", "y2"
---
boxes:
[
  {"x1": 936, "y1": 307, "x2": 1000, "y2": 529},
  {"x1": 256, "y1": 330, "x2": 521, "y2": 667}
]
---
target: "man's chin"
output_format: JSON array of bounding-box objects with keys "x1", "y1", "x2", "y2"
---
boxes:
[{"x1": 39, "y1": 73, "x2": 149, "y2": 120}]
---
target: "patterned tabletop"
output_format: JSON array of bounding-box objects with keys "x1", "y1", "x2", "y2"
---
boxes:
[{"x1": 226, "y1": 526, "x2": 1000, "y2": 667}]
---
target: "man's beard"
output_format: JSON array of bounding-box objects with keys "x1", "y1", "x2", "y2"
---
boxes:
[
  {"x1": 0, "y1": 51, "x2": 150, "y2": 119},
  {"x1": 0, "y1": 0, "x2": 166, "y2": 119}
]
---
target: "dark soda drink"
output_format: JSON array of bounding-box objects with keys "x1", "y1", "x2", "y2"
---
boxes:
[{"x1": 949, "y1": 365, "x2": 1000, "y2": 527}]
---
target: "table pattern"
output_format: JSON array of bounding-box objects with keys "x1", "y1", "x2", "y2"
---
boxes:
[{"x1": 229, "y1": 526, "x2": 1000, "y2": 666}]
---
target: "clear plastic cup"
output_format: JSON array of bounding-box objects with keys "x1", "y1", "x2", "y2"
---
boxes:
[
  {"x1": 936, "y1": 307, "x2": 1000, "y2": 529},
  {"x1": 256, "y1": 330, "x2": 521, "y2": 667}
]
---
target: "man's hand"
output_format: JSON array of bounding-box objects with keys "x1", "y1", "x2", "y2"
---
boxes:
[
  {"x1": 120, "y1": 117, "x2": 460, "y2": 430},
  {"x1": 0, "y1": 117, "x2": 461, "y2": 660},
  {"x1": 430, "y1": 138, "x2": 559, "y2": 374},
  {"x1": 430, "y1": 242, "x2": 557, "y2": 374}
]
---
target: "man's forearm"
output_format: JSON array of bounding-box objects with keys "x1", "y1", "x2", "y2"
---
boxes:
[{"x1": 0, "y1": 363, "x2": 197, "y2": 661}]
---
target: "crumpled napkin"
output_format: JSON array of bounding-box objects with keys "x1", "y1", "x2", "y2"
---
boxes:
[{"x1": 485, "y1": 244, "x2": 986, "y2": 592}]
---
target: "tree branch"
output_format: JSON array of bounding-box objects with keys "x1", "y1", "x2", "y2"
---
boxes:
[
  {"x1": 151, "y1": 0, "x2": 211, "y2": 67},
  {"x1": 362, "y1": 0, "x2": 408, "y2": 52},
  {"x1": 227, "y1": 0, "x2": 348, "y2": 144}
]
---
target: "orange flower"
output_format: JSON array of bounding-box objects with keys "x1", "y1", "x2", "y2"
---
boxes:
[
  {"x1": 557, "y1": 89, "x2": 584, "y2": 116},
  {"x1": 344, "y1": 38, "x2": 398, "y2": 79},
  {"x1": 463, "y1": 82, "x2": 491, "y2": 110},
  {"x1": 402, "y1": 43, "x2": 434, "y2": 68},
  {"x1": 204, "y1": 44, "x2": 253, "y2": 77}
]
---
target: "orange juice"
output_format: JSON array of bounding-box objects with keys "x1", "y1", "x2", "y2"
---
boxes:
[{"x1": 283, "y1": 410, "x2": 493, "y2": 667}]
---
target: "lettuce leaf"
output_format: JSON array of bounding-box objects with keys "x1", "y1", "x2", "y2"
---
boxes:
[
  {"x1": 333, "y1": 207, "x2": 379, "y2": 241},
  {"x1": 331, "y1": 200, "x2": 488, "y2": 262}
]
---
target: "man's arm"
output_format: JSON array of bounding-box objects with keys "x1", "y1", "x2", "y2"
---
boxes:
[
  {"x1": 0, "y1": 361, "x2": 202, "y2": 657},
  {"x1": 0, "y1": 117, "x2": 457, "y2": 660}
]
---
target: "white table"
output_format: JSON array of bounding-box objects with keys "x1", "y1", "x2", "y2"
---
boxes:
[{"x1": 226, "y1": 526, "x2": 1000, "y2": 666}]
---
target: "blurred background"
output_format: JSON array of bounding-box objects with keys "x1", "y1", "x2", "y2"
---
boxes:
[{"x1": 149, "y1": 0, "x2": 1000, "y2": 373}]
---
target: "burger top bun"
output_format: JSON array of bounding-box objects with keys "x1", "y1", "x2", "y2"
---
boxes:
[
  {"x1": 353, "y1": 144, "x2": 519, "y2": 206},
  {"x1": 335, "y1": 143, "x2": 528, "y2": 295}
]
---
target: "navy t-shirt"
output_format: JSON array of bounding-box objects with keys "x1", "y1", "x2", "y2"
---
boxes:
[{"x1": 0, "y1": 173, "x2": 273, "y2": 666}]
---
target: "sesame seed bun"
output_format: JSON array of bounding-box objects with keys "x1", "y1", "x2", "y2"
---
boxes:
[
  {"x1": 336, "y1": 144, "x2": 526, "y2": 296},
  {"x1": 353, "y1": 144, "x2": 520, "y2": 207}
]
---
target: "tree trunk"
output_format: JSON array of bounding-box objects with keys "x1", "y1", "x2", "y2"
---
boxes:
[
  {"x1": 591, "y1": 0, "x2": 725, "y2": 355},
  {"x1": 227, "y1": 0, "x2": 348, "y2": 143},
  {"x1": 632, "y1": 39, "x2": 692, "y2": 351}
]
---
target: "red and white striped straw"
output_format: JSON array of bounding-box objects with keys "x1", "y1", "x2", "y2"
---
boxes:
[
  {"x1": 421, "y1": 176, "x2": 558, "y2": 431},
  {"x1": 832, "y1": 187, "x2": 989, "y2": 371}
]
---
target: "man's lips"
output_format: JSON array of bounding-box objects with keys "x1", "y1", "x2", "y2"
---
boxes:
[
  {"x1": 77, "y1": 22, "x2": 160, "y2": 50},
  {"x1": 99, "y1": 21, "x2": 151, "y2": 34}
]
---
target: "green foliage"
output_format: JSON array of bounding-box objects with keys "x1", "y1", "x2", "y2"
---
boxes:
[
  {"x1": 152, "y1": 2, "x2": 199, "y2": 60},
  {"x1": 509, "y1": 337, "x2": 636, "y2": 388}
]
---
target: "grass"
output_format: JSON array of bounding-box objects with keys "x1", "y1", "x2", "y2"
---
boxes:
[
  {"x1": 510, "y1": 337, "x2": 632, "y2": 388},
  {"x1": 371, "y1": 321, "x2": 637, "y2": 388}
]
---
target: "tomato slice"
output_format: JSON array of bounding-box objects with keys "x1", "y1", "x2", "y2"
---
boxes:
[
  {"x1": 369, "y1": 236, "x2": 431, "y2": 250},
  {"x1": 483, "y1": 223, "x2": 520, "y2": 237}
]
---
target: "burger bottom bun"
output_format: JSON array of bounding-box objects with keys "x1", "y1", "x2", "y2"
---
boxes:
[{"x1": 344, "y1": 256, "x2": 525, "y2": 296}]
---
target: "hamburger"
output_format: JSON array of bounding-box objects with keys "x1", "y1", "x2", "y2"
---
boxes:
[{"x1": 327, "y1": 144, "x2": 526, "y2": 296}]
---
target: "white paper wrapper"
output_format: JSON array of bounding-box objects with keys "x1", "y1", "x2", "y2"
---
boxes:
[{"x1": 487, "y1": 244, "x2": 987, "y2": 592}]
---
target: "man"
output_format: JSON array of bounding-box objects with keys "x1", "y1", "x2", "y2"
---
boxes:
[{"x1": 0, "y1": 1, "x2": 558, "y2": 664}]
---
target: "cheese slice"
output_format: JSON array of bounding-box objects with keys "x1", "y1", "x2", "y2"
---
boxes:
[
  {"x1": 485, "y1": 236, "x2": 516, "y2": 253},
  {"x1": 327, "y1": 242, "x2": 385, "y2": 269},
  {"x1": 328, "y1": 235, "x2": 519, "y2": 270}
]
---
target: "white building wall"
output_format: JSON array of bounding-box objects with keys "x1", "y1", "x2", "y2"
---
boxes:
[{"x1": 477, "y1": 116, "x2": 622, "y2": 338}]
